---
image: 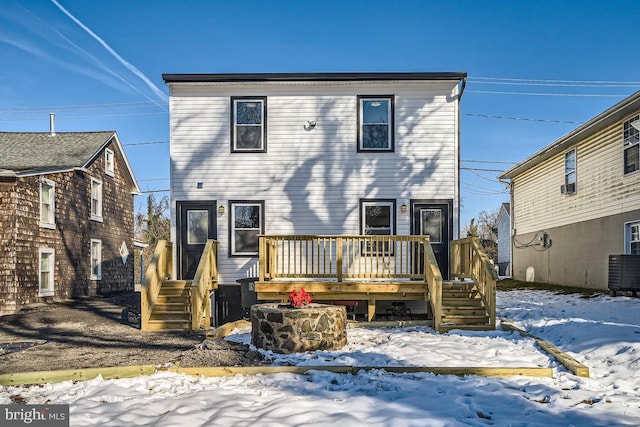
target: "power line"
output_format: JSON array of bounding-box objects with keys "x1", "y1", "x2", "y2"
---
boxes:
[
  {"x1": 0, "y1": 100, "x2": 164, "y2": 112},
  {"x1": 138, "y1": 189, "x2": 169, "y2": 194},
  {"x1": 466, "y1": 90, "x2": 628, "y2": 98},
  {"x1": 461, "y1": 160, "x2": 517, "y2": 165},
  {"x1": 461, "y1": 167, "x2": 505, "y2": 173},
  {"x1": 138, "y1": 178, "x2": 170, "y2": 182},
  {"x1": 463, "y1": 113, "x2": 582, "y2": 124},
  {"x1": 0, "y1": 112, "x2": 167, "y2": 121},
  {"x1": 123, "y1": 141, "x2": 169, "y2": 146},
  {"x1": 469, "y1": 76, "x2": 640, "y2": 85}
]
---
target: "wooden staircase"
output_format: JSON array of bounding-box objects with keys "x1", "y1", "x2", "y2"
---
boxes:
[
  {"x1": 145, "y1": 280, "x2": 193, "y2": 331},
  {"x1": 438, "y1": 280, "x2": 492, "y2": 332}
]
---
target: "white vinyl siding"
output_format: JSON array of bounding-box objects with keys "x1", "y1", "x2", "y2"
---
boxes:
[
  {"x1": 38, "y1": 248, "x2": 55, "y2": 296},
  {"x1": 512, "y1": 118, "x2": 640, "y2": 234},
  {"x1": 169, "y1": 81, "x2": 460, "y2": 283},
  {"x1": 90, "y1": 177, "x2": 103, "y2": 222},
  {"x1": 39, "y1": 178, "x2": 55, "y2": 229},
  {"x1": 90, "y1": 239, "x2": 102, "y2": 280}
]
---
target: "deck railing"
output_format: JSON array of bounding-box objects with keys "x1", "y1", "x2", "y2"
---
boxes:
[
  {"x1": 423, "y1": 242, "x2": 443, "y2": 332},
  {"x1": 190, "y1": 239, "x2": 219, "y2": 330},
  {"x1": 259, "y1": 235, "x2": 431, "y2": 282},
  {"x1": 450, "y1": 236, "x2": 498, "y2": 328},
  {"x1": 141, "y1": 240, "x2": 172, "y2": 331}
]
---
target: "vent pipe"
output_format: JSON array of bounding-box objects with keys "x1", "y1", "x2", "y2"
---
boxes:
[{"x1": 49, "y1": 113, "x2": 56, "y2": 137}]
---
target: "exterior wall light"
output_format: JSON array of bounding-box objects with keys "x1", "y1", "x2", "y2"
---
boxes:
[
  {"x1": 401, "y1": 203, "x2": 408, "y2": 213},
  {"x1": 218, "y1": 205, "x2": 225, "y2": 214}
]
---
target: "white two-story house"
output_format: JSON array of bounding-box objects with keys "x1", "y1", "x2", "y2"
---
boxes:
[{"x1": 161, "y1": 72, "x2": 472, "y2": 324}]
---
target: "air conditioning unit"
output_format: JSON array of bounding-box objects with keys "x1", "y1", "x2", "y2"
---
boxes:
[
  {"x1": 608, "y1": 255, "x2": 640, "y2": 296},
  {"x1": 560, "y1": 185, "x2": 566, "y2": 194},
  {"x1": 560, "y1": 183, "x2": 576, "y2": 195}
]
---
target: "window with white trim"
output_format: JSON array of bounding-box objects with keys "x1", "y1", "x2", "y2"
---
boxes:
[
  {"x1": 624, "y1": 114, "x2": 639, "y2": 174},
  {"x1": 358, "y1": 96, "x2": 394, "y2": 152},
  {"x1": 360, "y1": 199, "x2": 395, "y2": 254},
  {"x1": 563, "y1": 149, "x2": 577, "y2": 194},
  {"x1": 39, "y1": 178, "x2": 55, "y2": 229},
  {"x1": 38, "y1": 248, "x2": 55, "y2": 297},
  {"x1": 627, "y1": 221, "x2": 640, "y2": 255},
  {"x1": 231, "y1": 97, "x2": 266, "y2": 152},
  {"x1": 90, "y1": 177, "x2": 103, "y2": 221},
  {"x1": 90, "y1": 239, "x2": 102, "y2": 280},
  {"x1": 105, "y1": 148, "x2": 115, "y2": 177},
  {"x1": 230, "y1": 201, "x2": 263, "y2": 256}
]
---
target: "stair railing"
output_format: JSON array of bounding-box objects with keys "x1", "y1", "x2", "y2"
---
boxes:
[
  {"x1": 190, "y1": 239, "x2": 219, "y2": 330},
  {"x1": 450, "y1": 236, "x2": 498, "y2": 328},
  {"x1": 141, "y1": 240, "x2": 172, "y2": 331},
  {"x1": 422, "y1": 236, "x2": 443, "y2": 333}
]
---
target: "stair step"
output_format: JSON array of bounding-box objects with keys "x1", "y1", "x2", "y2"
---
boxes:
[
  {"x1": 155, "y1": 295, "x2": 189, "y2": 304},
  {"x1": 152, "y1": 302, "x2": 190, "y2": 311},
  {"x1": 159, "y1": 288, "x2": 191, "y2": 296},
  {"x1": 146, "y1": 319, "x2": 192, "y2": 331},
  {"x1": 442, "y1": 298, "x2": 484, "y2": 307},
  {"x1": 162, "y1": 280, "x2": 190, "y2": 288},
  {"x1": 149, "y1": 311, "x2": 191, "y2": 321},
  {"x1": 439, "y1": 324, "x2": 494, "y2": 333},
  {"x1": 441, "y1": 315, "x2": 490, "y2": 324},
  {"x1": 442, "y1": 307, "x2": 488, "y2": 316},
  {"x1": 442, "y1": 290, "x2": 480, "y2": 298}
]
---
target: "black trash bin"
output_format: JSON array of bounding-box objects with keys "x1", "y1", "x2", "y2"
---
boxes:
[{"x1": 236, "y1": 277, "x2": 259, "y2": 318}]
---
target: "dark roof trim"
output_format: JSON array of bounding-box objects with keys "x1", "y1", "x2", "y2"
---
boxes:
[
  {"x1": 499, "y1": 90, "x2": 640, "y2": 180},
  {"x1": 163, "y1": 72, "x2": 467, "y2": 83}
]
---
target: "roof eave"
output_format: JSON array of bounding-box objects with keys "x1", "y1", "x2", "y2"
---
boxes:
[
  {"x1": 499, "y1": 90, "x2": 640, "y2": 180},
  {"x1": 162, "y1": 72, "x2": 467, "y2": 84}
]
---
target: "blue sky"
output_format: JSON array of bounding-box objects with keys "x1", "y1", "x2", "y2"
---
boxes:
[{"x1": 1, "y1": 0, "x2": 638, "y2": 229}]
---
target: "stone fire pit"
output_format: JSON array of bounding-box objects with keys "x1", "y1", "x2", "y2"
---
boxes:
[{"x1": 251, "y1": 303, "x2": 347, "y2": 354}]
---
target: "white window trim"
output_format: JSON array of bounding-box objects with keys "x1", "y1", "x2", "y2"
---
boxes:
[
  {"x1": 232, "y1": 98, "x2": 266, "y2": 152},
  {"x1": 90, "y1": 239, "x2": 102, "y2": 280},
  {"x1": 625, "y1": 220, "x2": 640, "y2": 255},
  {"x1": 38, "y1": 248, "x2": 55, "y2": 297},
  {"x1": 90, "y1": 177, "x2": 103, "y2": 222},
  {"x1": 361, "y1": 200, "x2": 395, "y2": 235},
  {"x1": 105, "y1": 148, "x2": 115, "y2": 177},
  {"x1": 39, "y1": 178, "x2": 56, "y2": 229},
  {"x1": 358, "y1": 96, "x2": 394, "y2": 152},
  {"x1": 230, "y1": 202, "x2": 263, "y2": 256},
  {"x1": 563, "y1": 149, "x2": 577, "y2": 195},
  {"x1": 624, "y1": 114, "x2": 640, "y2": 175}
]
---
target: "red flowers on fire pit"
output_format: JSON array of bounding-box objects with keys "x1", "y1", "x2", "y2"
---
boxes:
[{"x1": 289, "y1": 288, "x2": 312, "y2": 308}]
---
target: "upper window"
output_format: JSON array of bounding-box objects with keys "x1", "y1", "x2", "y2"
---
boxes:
[
  {"x1": 90, "y1": 178, "x2": 103, "y2": 222},
  {"x1": 39, "y1": 178, "x2": 55, "y2": 229},
  {"x1": 231, "y1": 97, "x2": 267, "y2": 152},
  {"x1": 624, "y1": 115, "x2": 640, "y2": 175},
  {"x1": 230, "y1": 201, "x2": 264, "y2": 256},
  {"x1": 628, "y1": 222, "x2": 640, "y2": 255},
  {"x1": 38, "y1": 248, "x2": 55, "y2": 297},
  {"x1": 358, "y1": 96, "x2": 394, "y2": 152},
  {"x1": 105, "y1": 149, "x2": 115, "y2": 177},
  {"x1": 90, "y1": 239, "x2": 102, "y2": 280},
  {"x1": 360, "y1": 199, "x2": 396, "y2": 254},
  {"x1": 563, "y1": 149, "x2": 577, "y2": 194}
]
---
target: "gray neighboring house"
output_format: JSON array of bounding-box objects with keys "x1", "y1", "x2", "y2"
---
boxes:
[
  {"x1": 497, "y1": 202, "x2": 510, "y2": 276},
  {"x1": 499, "y1": 91, "x2": 640, "y2": 289},
  {"x1": 0, "y1": 127, "x2": 140, "y2": 315}
]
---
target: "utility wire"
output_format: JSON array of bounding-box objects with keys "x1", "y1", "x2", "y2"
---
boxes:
[
  {"x1": 460, "y1": 167, "x2": 505, "y2": 173},
  {"x1": 123, "y1": 141, "x2": 169, "y2": 146},
  {"x1": 463, "y1": 113, "x2": 582, "y2": 124},
  {"x1": 461, "y1": 160, "x2": 517, "y2": 165},
  {"x1": 469, "y1": 76, "x2": 640, "y2": 85},
  {"x1": 467, "y1": 90, "x2": 628, "y2": 98}
]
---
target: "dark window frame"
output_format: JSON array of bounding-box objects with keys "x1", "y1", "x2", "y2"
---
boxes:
[
  {"x1": 359, "y1": 198, "x2": 396, "y2": 255},
  {"x1": 230, "y1": 96, "x2": 267, "y2": 153},
  {"x1": 228, "y1": 200, "x2": 265, "y2": 257},
  {"x1": 357, "y1": 95, "x2": 395, "y2": 152}
]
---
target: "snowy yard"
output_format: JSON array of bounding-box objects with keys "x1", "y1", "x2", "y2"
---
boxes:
[{"x1": 1, "y1": 290, "x2": 639, "y2": 426}]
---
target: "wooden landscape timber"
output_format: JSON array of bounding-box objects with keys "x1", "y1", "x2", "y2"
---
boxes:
[
  {"x1": 0, "y1": 364, "x2": 553, "y2": 386},
  {"x1": 501, "y1": 321, "x2": 590, "y2": 378}
]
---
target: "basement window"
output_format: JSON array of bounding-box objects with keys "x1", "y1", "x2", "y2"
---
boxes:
[
  {"x1": 624, "y1": 115, "x2": 640, "y2": 175},
  {"x1": 627, "y1": 221, "x2": 640, "y2": 255}
]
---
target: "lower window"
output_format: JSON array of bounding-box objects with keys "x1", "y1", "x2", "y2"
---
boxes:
[
  {"x1": 38, "y1": 248, "x2": 55, "y2": 297},
  {"x1": 360, "y1": 199, "x2": 396, "y2": 254},
  {"x1": 91, "y1": 239, "x2": 102, "y2": 280},
  {"x1": 627, "y1": 221, "x2": 640, "y2": 255},
  {"x1": 230, "y1": 201, "x2": 264, "y2": 256}
]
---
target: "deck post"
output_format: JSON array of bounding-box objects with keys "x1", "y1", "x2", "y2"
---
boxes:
[
  {"x1": 336, "y1": 237, "x2": 343, "y2": 282},
  {"x1": 367, "y1": 299, "x2": 375, "y2": 322},
  {"x1": 259, "y1": 235, "x2": 266, "y2": 282}
]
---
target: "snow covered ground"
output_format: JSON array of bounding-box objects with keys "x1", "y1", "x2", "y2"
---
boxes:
[{"x1": 1, "y1": 290, "x2": 639, "y2": 426}]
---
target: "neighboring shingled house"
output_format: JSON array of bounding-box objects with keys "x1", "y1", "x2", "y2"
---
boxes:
[{"x1": 0, "y1": 128, "x2": 140, "y2": 315}]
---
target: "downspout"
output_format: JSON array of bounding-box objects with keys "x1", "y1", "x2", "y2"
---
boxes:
[{"x1": 455, "y1": 77, "x2": 466, "y2": 239}]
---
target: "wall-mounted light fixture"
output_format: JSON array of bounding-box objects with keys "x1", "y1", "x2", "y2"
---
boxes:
[
  {"x1": 304, "y1": 120, "x2": 317, "y2": 131},
  {"x1": 218, "y1": 205, "x2": 225, "y2": 214},
  {"x1": 196, "y1": 182, "x2": 203, "y2": 189},
  {"x1": 401, "y1": 203, "x2": 408, "y2": 213}
]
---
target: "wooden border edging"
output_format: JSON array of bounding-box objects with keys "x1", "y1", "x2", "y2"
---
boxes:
[
  {"x1": 0, "y1": 365, "x2": 156, "y2": 386},
  {"x1": 0, "y1": 365, "x2": 553, "y2": 386},
  {"x1": 501, "y1": 321, "x2": 590, "y2": 378}
]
